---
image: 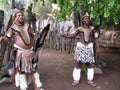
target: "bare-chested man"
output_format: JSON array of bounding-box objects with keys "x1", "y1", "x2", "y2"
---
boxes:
[
  {"x1": 61, "y1": 12, "x2": 100, "y2": 87},
  {"x1": 0, "y1": 11, "x2": 44, "y2": 90}
]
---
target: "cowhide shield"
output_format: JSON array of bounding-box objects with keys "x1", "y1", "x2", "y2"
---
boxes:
[{"x1": 34, "y1": 24, "x2": 50, "y2": 52}]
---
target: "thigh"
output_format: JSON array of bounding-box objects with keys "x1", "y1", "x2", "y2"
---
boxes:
[{"x1": 85, "y1": 62, "x2": 94, "y2": 68}]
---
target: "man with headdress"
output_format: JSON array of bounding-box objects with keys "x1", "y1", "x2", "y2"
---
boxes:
[
  {"x1": 60, "y1": 12, "x2": 100, "y2": 87},
  {"x1": 0, "y1": 10, "x2": 45, "y2": 90}
]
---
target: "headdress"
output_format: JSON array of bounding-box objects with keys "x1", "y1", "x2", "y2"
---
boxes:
[
  {"x1": 81, "y1": 12, "x2": 90, "y2": 20},
  {"x1": 13, "y1": 1, "x2": 25, "y2": 17}
]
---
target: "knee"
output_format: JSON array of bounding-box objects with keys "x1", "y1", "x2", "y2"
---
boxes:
[
  {"x1": 86, "y1": 63, "x2": 94, "y2": 68},
  {"x1": 75, "y1": 61, "x2": 82, "y2": 69}
]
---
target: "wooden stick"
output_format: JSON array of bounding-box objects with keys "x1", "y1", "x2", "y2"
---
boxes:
[{"x1": 4, "y1": 17, "x2": 19, "y2": 37}]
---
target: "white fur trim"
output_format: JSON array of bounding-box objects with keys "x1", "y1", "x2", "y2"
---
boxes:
[
  {"x1": 8, "y1": 69, "x2": 14, "y2": 75},
  {"x1": 34, "y1": 72, "x2": 42, "y2": 87},
  {"x1": 94, "y1": 32, "x2": 99, "y2": 38},
  {"x1": 15, "y1": 72, "x2": 20, "y2": 87},
  {"x1": 72, "y1": 68, "x2": 81, "y2": 81},
  {"x1": 6, "y1": 33, "x2": 11, "y2": 38},
  {"x1": 19, "y1": 74, "x2": 27, "y2": 90},
  {"x1": 87, "y1": 68, "x2": 94, "y2": 81},
  {"x1": 14, "y1": 44, "x2": 33, "y2": 51}
]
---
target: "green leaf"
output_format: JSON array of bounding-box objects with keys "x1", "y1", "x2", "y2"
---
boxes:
[
  {"x1": 34, "y1": 0, "x2": 38, "y2": 2},
  {"x1": 113, "y1": 17, "x2": 119, "y2": 25},
  {"x1": 104, "y1": 8, "x2": 110, "y2": 18},
  {"x1": 1, "y1": 0, "x2": 7, "y2": 3}
]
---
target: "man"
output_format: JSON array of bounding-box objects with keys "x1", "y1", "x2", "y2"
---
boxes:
[
  {"x1": 0, "y1": 11, "x2": 44, "y2": 90},
  {"x1": 60, "y1": 12, "x2": 100, "y2": 87}
]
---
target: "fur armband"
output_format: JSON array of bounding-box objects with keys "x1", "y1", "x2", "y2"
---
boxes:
[
  {"x1": 6, "y1": 33, "x2": 11, "y2": 39},
  {"x1": 94, "y1": 32, "x2": 99, "y2": 38}
]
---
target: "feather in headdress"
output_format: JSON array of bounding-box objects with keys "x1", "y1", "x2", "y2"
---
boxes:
[{"x1": 13, "y1": 1, "x2": 25, "y2": 16}]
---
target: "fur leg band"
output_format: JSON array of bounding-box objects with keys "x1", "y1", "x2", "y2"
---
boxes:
[
  {"x1": 34, "y1": 72, "x2": 42, "y2": 87},
  {"x1": 87, "y1": 68, "x2": 94, "y2": 81},
  {"x1": 19, "y1": 74, "x2": 27, "y2": 90},
  {"x1": 72, "y1": 68, "x2": 81, "y2": 81},
  {"x1": 15, "y1": 72, "x2": 20, "y2": 87}
]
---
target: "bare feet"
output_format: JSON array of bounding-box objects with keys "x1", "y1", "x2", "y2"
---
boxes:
[
  {"x1": 40, "y1": 87, "x2": 44, "y2": 90},
  {"x1": 87, "y1": 81, "x2": 96, "y2": 87},
  {"x1": 72, "y1": 80, "x2": 79, "y2": 86}
]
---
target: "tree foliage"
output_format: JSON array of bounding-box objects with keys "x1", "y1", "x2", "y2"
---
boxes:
[
  {"x1": 1, "y1": 0, "x2": 120, "y2": 29},
  {"x1": 32, "y1": 0, "x2": 51, "y2": 19},
  {"x1": 49, "y1": 0, "x2": 120, "y2": 29}
]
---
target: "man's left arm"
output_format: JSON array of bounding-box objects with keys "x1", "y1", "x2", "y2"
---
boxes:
[{"x1": 94, "y1": 31, "x2": 100, "y2": 54}]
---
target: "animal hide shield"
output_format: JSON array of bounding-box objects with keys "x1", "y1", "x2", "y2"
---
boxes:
[{"x1": 34, "y1": 24, "x2": 50, "y2": 52}]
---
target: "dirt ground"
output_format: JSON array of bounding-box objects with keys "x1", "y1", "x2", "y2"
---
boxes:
[{"x1": 0, "y1": 48, "x2": 120, "y2": 90}]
